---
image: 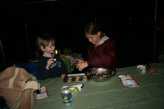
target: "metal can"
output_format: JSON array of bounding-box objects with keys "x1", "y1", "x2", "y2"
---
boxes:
[{"x1": 61, "y1": 87, "x2": 72, "y2": 103}]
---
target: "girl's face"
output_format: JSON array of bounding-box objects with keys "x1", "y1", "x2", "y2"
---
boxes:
[
  {"x1": 41, "y1": 41, "x2": 55, "y2": 55},
  {"x1": 85, "y1": 32, "x2": 101, "y2": 46}
]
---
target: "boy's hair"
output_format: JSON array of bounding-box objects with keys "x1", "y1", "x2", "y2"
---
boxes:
[
  {"x1": 36, "y1": 33, "x2": 55, "y2": 56},
  {"x1": 37, "y1": 34, "x2": 55, "y2": 48}
]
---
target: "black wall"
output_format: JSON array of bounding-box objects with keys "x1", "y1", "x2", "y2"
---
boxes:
[{"x1": 0, "y1": 0, "x2": 160, "y2": 68}]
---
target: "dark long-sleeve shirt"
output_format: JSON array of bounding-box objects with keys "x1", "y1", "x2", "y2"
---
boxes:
[
  {"x1": 87, "y1": 37, "x2": 116, "y2": 69},
  {"x1": 19, "y1": 56, "x2": 66, "y2": 80}
]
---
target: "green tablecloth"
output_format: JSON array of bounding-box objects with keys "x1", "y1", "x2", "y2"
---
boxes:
[{"x1": 33, "y1": 63, "x2": 164, "y2": 109}]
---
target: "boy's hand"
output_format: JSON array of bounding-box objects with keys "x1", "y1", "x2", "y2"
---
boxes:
[
  {"x1": 46, "y1": 58, "x2": 56, "y2": 70},
  {"x1": 61, "y1": 74, "x2": 66, "y2": 80}
]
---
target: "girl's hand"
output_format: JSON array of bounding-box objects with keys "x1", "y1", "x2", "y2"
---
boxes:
[
  {"x1": 76, "y1": 60, "x2": 88, "y2": 71},
  {"x1": 46, "y1": 58, "x2": 55, "y2": 70}
]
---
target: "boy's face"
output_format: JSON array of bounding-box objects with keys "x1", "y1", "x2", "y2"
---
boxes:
[{"x1": 41, "y1": 41, "x2": 55, "y2": 55}]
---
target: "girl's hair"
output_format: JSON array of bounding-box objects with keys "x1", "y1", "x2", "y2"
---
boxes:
[{"x1": 84, "y1": 21, "x2": 104, "y2": 36}]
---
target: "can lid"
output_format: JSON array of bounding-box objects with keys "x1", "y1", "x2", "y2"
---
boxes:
[{"x1": 62, "y1": 88, "x2": 70, "y2": 94}]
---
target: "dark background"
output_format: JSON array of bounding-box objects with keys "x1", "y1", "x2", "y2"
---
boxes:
[{"x1": 0, "y1": 0, "x2": 163, "y2": 70}]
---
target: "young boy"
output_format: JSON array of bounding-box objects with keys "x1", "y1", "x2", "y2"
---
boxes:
[{"x1": 26, "y1": 34, "x2": 66, "y2": 80}]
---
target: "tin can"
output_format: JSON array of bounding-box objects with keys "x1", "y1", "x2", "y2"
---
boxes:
[{"x1": 61, "y1": 87, "x2": 72, "y2": 103}]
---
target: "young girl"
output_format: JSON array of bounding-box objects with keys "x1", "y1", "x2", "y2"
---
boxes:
[{"x1": 76, "y1": 21, "x2": 116, "y2": 72}]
